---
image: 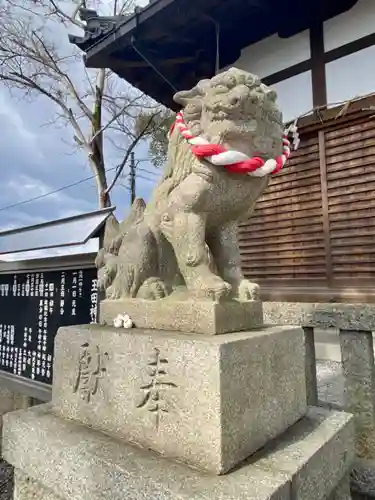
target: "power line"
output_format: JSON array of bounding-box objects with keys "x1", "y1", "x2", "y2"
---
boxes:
[
  {"x1": 0, "y1": 164, "x2": 127, "y2": 213},
  {"x1": 135, "y1": 158, "x2": 159, "y2": 167},
  {"x1": 0, "y1": 174, "x2": 99, "y2": 213},
  {"x1": 0, "y1": 153, "x2": 161, "y2": 214},
  {"x1": 137, "y1": 166, "x2": 159, "y2": 176},
  {"x1": 136, "y1": 173, "x2": 157, "y2": 183}
]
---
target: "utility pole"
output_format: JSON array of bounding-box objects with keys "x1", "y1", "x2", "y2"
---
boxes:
[{"x1": 129, "y1": 152, "x2": 136, "y2": 204}]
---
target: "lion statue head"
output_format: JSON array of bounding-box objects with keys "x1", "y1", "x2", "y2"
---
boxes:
[
  {"x1": 152, "y1": 67, "x2": 284, "y2": 200},
  {"x1": 176, "y1": 68, "x2": 283, "y2": 155}
]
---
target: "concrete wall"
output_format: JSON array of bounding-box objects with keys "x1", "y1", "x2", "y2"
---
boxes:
[
  {"x1": 229, "y1": 0, "x2": 375, "y2": 121},
  {"x1": 231, "y1": 30, "x2": 313, "y2": 123},
  {"x1": 323, "y1": 0, "x2": 375, "y2": 50},
  {"x1": 233, "y1": 29, "x2": 311, "y2": 78},
  {"x1": 325, "y1": 46, "x2": 375, "y2": 105},
  {"x1": 324, "y1": 0, "x2": 375, "y2": 105}
]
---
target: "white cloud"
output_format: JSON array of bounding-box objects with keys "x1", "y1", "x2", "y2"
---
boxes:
[
  {"x1": 6, "y1": 174, "x2": 66, "y2": 202},
  {"x1": 0, "y1": 91, "x2": 38, "y2": 144},
  {"x1": 3, "y1": 173, "x2": 94, "y2": 218}
]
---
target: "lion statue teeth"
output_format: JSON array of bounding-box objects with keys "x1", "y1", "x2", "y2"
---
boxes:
[{"x1": 96, "y1": 67, "x2": 284, "y2": 302}]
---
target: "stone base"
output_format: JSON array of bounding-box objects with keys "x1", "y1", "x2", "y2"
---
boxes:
[
  {"x1": 99, "y1": 298, "x2": 263, "y2": 334},
  {"x1": 52, "y1": 324, "x2": 306, "y2": 474},
  {"x1": 4, "y1": 404, "x2": 354, "y2": 500}
]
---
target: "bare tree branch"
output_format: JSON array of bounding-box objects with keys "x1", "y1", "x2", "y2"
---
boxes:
[
  {"x1": 5, "y1": 71, "x2": 69, "y2": 111},
  {"x1": 105, "y1": 112, "x2": 159, "y2": 195},
  {"x1": 30, "y1": 29, "x2": 93, "y2": 119},
  {"x1": 90, "y1": 100, "x2": 134, "y2": 144},
  {"x1": 0, "y1": 0, "x2": 156, "y2": 209},
  {"x1": 48, "y1": 0, "x2": 86, "y2": 28}
]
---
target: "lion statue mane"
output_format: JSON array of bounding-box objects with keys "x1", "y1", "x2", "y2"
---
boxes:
[{"x1": 96, "y1": 67, "x2": 284, "y2": 302}]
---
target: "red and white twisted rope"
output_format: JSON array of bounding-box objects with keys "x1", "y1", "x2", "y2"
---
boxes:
[{"x1": 171, "y1": 111, "x2": 299, "y2": 177}]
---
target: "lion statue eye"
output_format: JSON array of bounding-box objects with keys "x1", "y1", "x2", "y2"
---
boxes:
[
  {"x1": 212, "y1": 84, "x2": 227, "y2": 94},
  {"x1": 230, "y1": 96, "x2": 240, "y2": 106}
]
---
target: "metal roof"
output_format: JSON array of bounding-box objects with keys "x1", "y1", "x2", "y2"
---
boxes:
[
  {"x1": 0, "y1": 252, "x2": 97, "y2": 274},
  {"x1": 0, "y1": 207, "x2": 115, "y2": 256},
  {"x1": 69, "y1": 0, "x2": 358, "y2": 109}
]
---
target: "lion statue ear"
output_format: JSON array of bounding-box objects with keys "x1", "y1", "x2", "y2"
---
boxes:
[{"x1": 173, "y1": 79, "x2": 211, "y2": 106}]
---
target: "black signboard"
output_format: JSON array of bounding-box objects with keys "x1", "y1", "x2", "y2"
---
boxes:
[{"x1": 0, "y1": 268, "x2": 98, "y2": 385}]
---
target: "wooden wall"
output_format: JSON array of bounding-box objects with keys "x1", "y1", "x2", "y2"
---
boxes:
[{"x1": 238, "y1": 109, "x2": 375, "y2": 303}]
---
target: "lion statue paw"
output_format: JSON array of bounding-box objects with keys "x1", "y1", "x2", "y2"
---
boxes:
[
  {"x1": 188, "y1": 275, "x2": 232, "y2": 302},
  {"x1": 236, "y1": 280, "x2": 260, "y2": 301},
  {"x1": 136, "y1": 277, "x2": 170, "y2": 300}
]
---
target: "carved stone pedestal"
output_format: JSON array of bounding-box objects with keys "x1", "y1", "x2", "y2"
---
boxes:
[
  {"x1": 52, "y1": 324, "x2": 306, "y2": 474},
  {"x1": 2, "y1": 324, "x2": 355, "y2": 499},
  {"x1": 100, "y1": 298, "x2": 263, "y2": 334}
]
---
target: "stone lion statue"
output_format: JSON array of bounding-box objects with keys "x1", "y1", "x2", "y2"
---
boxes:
[{"x1": 96, "y1": 67, "x2": 285, "y2": 302}]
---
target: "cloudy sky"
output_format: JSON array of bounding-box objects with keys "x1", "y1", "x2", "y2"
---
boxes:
[{"x1": 0, "y1": 0, "x2": 161, "y2": 261}]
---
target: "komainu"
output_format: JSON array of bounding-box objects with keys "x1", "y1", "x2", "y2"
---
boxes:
[{"x1": 96, "y1": 68, "x2": 287, "y2": 302}]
